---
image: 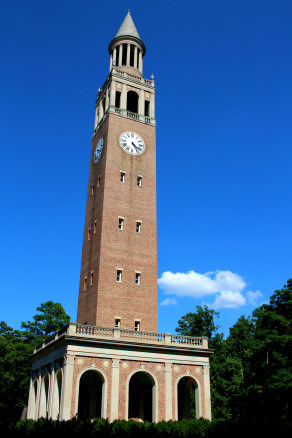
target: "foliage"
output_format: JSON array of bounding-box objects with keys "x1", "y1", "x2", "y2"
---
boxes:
[
  {"x1": 175, "y1": 279, "x2": 292, "y2": 425},
  {"x1": 1, "y1": 417, "x2": 291, "y2": 438},
  {"x1": 21, "y1": 301, "x2": 70, "y2": 344},
  {"x1": 0, "y1": 302, "x2": 70, "y2": 424}
]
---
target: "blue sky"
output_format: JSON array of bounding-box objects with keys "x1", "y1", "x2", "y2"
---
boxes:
[{"x1": 1, "y1": 0, "x2": 291, "y2": 336}]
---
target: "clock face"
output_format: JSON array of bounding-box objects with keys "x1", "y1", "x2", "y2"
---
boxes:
[
  {"x1": 93, "y1": 137, "x2": 104, "y2": 163},
  {"x1": 119, "y1": 132, "x2": 145, "y2": 156}
]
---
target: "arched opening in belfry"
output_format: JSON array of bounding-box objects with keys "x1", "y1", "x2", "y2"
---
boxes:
[
  {"x1": 77, "y1": 370, "x2": 104, "y2": 420},
  {"x1": 177, "y1": 376, "x2": 199, "y2": 420},
  {"x1": 128, "y1": 371, "x2": 155, "y2": 422},
  {"x1": 127, "y1": 90, "x2": 139, "y2": 113}
]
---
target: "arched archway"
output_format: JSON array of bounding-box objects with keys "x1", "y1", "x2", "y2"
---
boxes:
[
  {"x1": 128, "y1": 371, "x2": 155, "y2": 422},
  {"x1": 177, "y1": 376, "x2": 200, "y2": 420},
  {"x1": 39, "y1": 374, "x2": 50, "y2": 418},
  {"x1": 77, "y1": 370, "x2": 104, "y2": 419},
  {"x1": 52, "y1": 370, "x2": 62, "y2": 419},
  {"x1": 127, "y1": 90, "x2": 139, "y2": 113}
]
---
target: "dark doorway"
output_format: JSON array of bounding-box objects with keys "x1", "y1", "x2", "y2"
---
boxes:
[
  {"x1": 78, "y1": 370, "x2": 103, "y2": 419},
  {"x1": 128, "y1": 371, "x2": 154, "y2": 422},
  {"x1": 127, "y1": 90, "x2": 139, "y2": 113},
  {"x1": 177, "y1": 376, "x2": 198, "y2": 420}
]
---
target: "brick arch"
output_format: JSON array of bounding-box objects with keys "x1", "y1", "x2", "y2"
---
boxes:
[
  {"x1": 125, "y1": 368, "x2": 158, "y2": 422},
  {"x1": 175, "y1": 373, "x2": 202, "y2": 419},
  {"x1": 74, "y1": 366, "x2": 108, "y2": 419}
]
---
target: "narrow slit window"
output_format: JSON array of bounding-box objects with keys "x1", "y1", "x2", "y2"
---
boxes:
[
  {"x1": 94, "y1": 220, "x2": 97, "y2": 234},
  {"x1": 102, "y1": 98, "x2": 106, "y2": 114},
  {"x1": 115, "y1": 91, "x2": 121, "y2": 108},
  {"x1": 122, "y1": 44, "x2": 127, "y2": 65},
  {"x1": 115, "y1": 319, "x2": 121, "y2": 328},
  {"x1": 130, "y1": 44, "x2": 135, "y2": 67},
  {"x1": 90, "y1": 271, "x2": 94, "y2": 286},
  {"x1": 97, "y1": 176, "x2": 101, "y2": 187},
  {"x1": 117, "y1": 270, "x2": 122, "y2": 283},
  {"x1": 91, "y1": 184, "x2": 95, "y2": 195},
  {"x1": 83, "y1": 277, "x2": 87, "y2": 291},
  {"x1": 136, "y1": 221, "x2": 141, "y2": 233},
  {"x1": 144, "y1": 100, "x2": 150, "y2": 117},
  {"x1": 88, "y1": 227, "x2": 91, "y2": 240},
  {"x1": 135, "y1": 273, "x2": 141, "y2": 285},
  {"x1": 120, "y1": 171, "x2": 125, "y2": 183},
  {"x1": 118, "y1": 217, "x2": 124, "y2": 230},
  {"x1": 135, "y1": 321, "x2": 140, "y2": 331},
  {"x1": 137, "y1": 176, "x2": 142, "y2": 187}
]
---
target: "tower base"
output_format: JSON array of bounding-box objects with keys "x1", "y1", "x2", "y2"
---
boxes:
[{"x1": 27, "y1": 323, "x2": 213, "y2": 422}]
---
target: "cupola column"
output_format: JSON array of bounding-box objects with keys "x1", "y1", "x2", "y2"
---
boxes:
[
  {"x1": 134, "y1": 46, "x2": 138, "y2": 69},
  {"x1": 126, "y1": 43, "x2": 130, "y2": 66},
  {"x1": 118, "y1": 44, "x2": 123, "y2": 66},
  {"x1": 138, "y1": 50, "x2": 143, "y2": 73},
  {"x1": 113, "y1": 47, "x2": 117, "y2": 66}
]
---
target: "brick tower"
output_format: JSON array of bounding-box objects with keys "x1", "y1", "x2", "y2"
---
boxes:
[
  {"x1": 27, "y1": 13, "x2": 212, "y2": 424},
  {"x1": 77, "y1": 11, "x2": 157, "y2": 332}
]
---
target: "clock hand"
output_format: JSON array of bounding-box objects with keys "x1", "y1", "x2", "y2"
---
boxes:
[{"x1": 131, "y1": 141, "x2": 138, "y2": 150}]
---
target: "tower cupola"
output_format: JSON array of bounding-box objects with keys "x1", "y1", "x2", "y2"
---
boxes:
[{"x1": 108, "y1": 11, "x2": 146, "y2": 75}]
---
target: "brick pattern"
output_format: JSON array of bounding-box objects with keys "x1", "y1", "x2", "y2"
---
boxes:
[
  {"x1": 71, "y1": 357, "x2": 205, "y2": 421},
  {"x1": 77, "y1": 112, "x2": 157, "y2": 332}
]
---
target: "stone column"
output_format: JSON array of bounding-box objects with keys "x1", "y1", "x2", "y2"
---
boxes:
[
  {"x1": 134, "y1": 46, "x2": 138, "y2": 69},
  {"x1": 164, "y1": 363, "x2": 172, "y2": 420},
  {"x1": 27, "y1": 376, "x2": 36, "y2": 419},
  {"x1": 60, "y1": 354, "x2": 75, "y2": 420},
  {"x1": 138, "y1": 90, "x2": 144, "y2": 117},
  {"x1": 126, "y1": 44, "x2": 130, "y2": 66},
  {"x1": 118, "y1": 44, "x2": 123, "y2": 66},
  {"x1": 110, "y1": 359, "x2": 120, "y2": 421},
  {"x1": 109, "y1": 55, "x2": 112, "y2": 71},
  {"x1": 150, "y1": 93, "x2": 155, "y2": 120},
  {"x1": 94, "y1": 106, "x2": 98, "y2": 129},
  {"x1": 48, "y1": 366, "x2": 55, "y2": 419},
  {"x1": 35, "y1": 372, "x2": 42, "y2": 419},
  {"x1": 138, "y1": 51, "x2": 143, "y2": 73},
  {"x1": 203, "y1": 365, "x2": 212, "y2": 420},
  {"x1": 105, "y1": 88, "x2": 109, "y2": 112},
  {"x1": 113, "y1": 47, "x2": 117, "y2": 66},
  {"x1": 121, "y1": 84, "x2": 127, "y2": 115}
]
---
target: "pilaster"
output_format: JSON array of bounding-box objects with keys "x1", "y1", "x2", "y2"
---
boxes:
[
  {"x1": 110, "y1": 358, "x2": 120, "y2": 421},
  {"x1": 164, "y1": 363, "x2": 172, "y2": 420},
  {"x1": 60, "y1": 354, "x2": 75, "y2": 420}
]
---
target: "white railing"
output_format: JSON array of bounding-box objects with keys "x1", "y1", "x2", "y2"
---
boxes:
[{"x1": 34, "y1": 323, "x2": 208, "y2": 353}]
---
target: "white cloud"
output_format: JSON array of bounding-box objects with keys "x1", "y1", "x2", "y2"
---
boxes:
[
  {"x1": 207, "y1": 291, "x2": 246, "y2": 309},
  {"x1": 157, "y1": 269, "x2": 255, "y2": 309},
  {"x1": 160, "y1": 298, "x2": 177, "y2": 306},
  {"x1": 157, "y1": 270, "x2": 246, "y2": 298},
  {"x1": 246, "y1": 290, "x2": 263, "y2": 306}
]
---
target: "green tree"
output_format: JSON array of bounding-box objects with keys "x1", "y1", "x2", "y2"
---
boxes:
[
  {"x1": 21, "y1": 301, "x2": 70, "y2": 344},
  {"x1": 0, "y1": 302, "x2": 70, "y2": 424},
  {"x1": 176, "y1": 304, "x2": 220, "y2": 340}
]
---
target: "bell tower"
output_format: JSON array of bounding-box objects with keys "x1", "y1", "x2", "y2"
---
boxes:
[{"x1": 77, "y1": 11, "x2": 157, "y2": 332}]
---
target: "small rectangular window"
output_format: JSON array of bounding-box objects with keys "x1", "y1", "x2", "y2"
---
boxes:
[
  {"x1": 115, "y1": 91, "x2": 121, "y2": 109},
  {"x1": 90, "y1": 271, "x2": 94, "y2": 286},
  {"x1": 135, "y1": 273, "x2": 141, "y2": 285},
  {"x1": 144, "y1": 100, "x2": 150, "y2": 117},
  {"x1": 117, "y1": 270, "x2": 122, "y2": 283},
  {"x1": 136, "y1": 221, "x2": 141, "y2": 233},
  {"x1": 118, "y1": 217, "x2": 124, "y2": 230},
  {"x1": 94, "y1": 220, "x2": 97, "y2": 234},
  {"x1": 120, "y1": 171, "x2": 125, "y2": 183},
  {"x1": 83, "y1": 277, "x2": 87, "y2": 291},
  {"x1": 137, "y1": 176, "x2": 142, "y2": 187},
  {"x1": 88, "y1": 227, "x2": 91, "y2": 240},
  {"x1": 115, "y1": 319, "x2": 121, "y2": 328},
  {"x1": 135, "y1": 321, "x2": 140, "y2": 331}
]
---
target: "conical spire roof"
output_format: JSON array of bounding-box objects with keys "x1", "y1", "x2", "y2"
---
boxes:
[{"x1": 114, "y1": 11, "x2": 141, "y2": 40}]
